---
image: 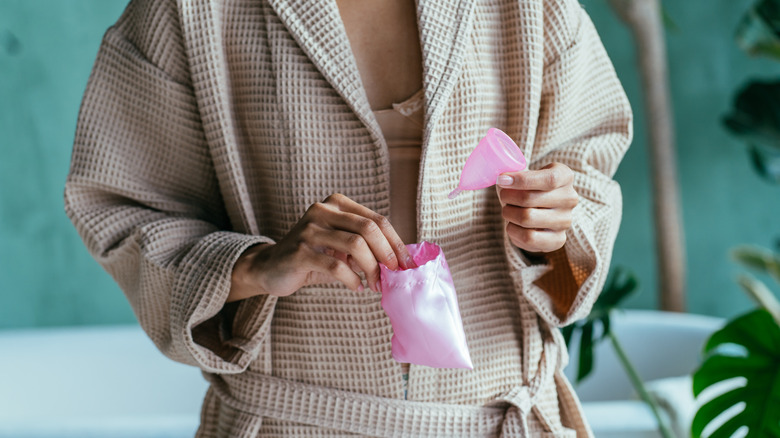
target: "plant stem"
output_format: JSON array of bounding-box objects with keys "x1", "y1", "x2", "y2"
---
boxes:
[{"x1": 608, "y1": 330, "x2": 676, "y2": 438}]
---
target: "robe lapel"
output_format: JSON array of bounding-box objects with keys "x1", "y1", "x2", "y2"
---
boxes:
[
  {"x1": 179, "y1": 0, "x2": 260, "y2": 234},
  {"x1": 413, "y1": 0, "x2": 477, "y2": 245},
  {"x1": 266, "y1": 0, "x2": 382, "y2": 141},
  {"x1": 416, "y1": 0, "x2": 477, "y2": 141},
  {"x1": 267, "y1": 0, "x2": 477, "y2": 145}
]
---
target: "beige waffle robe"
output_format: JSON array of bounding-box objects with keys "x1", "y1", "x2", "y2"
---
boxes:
[{"x1": 65, "y1": 0, "x2": 632, "y2": 436}]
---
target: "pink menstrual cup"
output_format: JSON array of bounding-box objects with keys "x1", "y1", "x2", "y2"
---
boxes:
[{"x1": 448, "y1": 128, "x2": 527, "y2": 199}]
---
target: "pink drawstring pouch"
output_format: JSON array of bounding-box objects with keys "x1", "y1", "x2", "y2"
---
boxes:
[{"x1": 379, "y1": 242, "x2": 473, "y2": 369}]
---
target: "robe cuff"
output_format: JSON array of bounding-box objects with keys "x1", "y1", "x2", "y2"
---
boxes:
[
  {"x1": 505, "y1": 195, "x2": 614, "y2": 328},
  {"x1": 172, "y1": 231, "x2": 277, "y2": 373}
]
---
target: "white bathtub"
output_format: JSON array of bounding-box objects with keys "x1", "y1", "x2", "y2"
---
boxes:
[
  {"x1": 0, "y1": 326, "x2": 208, "y2": 438},
  {"x1": 0, "y1": 310, "x2": 722, "y2": 437},
  {"x1": 564, "y1": 310, "x2": 724, "y2": 438}
]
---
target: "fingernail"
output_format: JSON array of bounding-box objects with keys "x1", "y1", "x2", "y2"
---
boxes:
[
  {"x1": 373, "y1": 281, "x2": 382, "y2": 293},
  {"x1": 497, "y1": 175, "x2": 514, "y2": 187},
  {"x1": 405, "y1": 255, "x2": 416, "y2": 269},
  {"x1": 357, "y1": 285, "x2": 365, "y2": 293}
]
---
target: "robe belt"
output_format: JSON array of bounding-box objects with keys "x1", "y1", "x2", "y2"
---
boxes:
[{"x1": 203, "y1": 337, "x2": 563, "y2": 437}]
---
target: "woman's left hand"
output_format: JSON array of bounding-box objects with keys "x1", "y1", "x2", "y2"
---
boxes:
[{"x1": 496, "y1": 162, "x2": 579, "y2": 254}]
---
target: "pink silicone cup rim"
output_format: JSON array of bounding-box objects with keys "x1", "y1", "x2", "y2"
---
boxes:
[{"x1": 486, "y1": 127, "x2": 526, "y2": 169}]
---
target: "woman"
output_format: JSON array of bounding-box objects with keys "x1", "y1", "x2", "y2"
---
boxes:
[{"x1": 65, "y1": 0, "x2": 632, "y2": 436}]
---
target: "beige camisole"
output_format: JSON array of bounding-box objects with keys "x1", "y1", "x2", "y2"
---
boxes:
[{"x1": 371, "y1": 87, "x2": 424, "y2": 245}]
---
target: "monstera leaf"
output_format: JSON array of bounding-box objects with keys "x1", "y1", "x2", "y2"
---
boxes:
[
  {"x1": 692, "y1": 309, "x2": 780, "y2": 438},
  {"x1": 736, "y1": 0, "x2": 780, "y2": 60},
  {"x1": 693, "y1": 245, "x2": 780, "y2": 437},
  {"x1": 723, "y1": 80, "x2": 780, "y2": 183}
]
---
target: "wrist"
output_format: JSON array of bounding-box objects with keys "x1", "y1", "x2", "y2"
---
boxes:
[{"x1": 228, "y1": 243, "x2": 274, "y2": 302}]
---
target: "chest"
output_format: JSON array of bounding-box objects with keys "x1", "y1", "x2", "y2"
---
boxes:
[
  {"x1": 335, "y1": 0, "x2": 423, "y2": 110},
  {"x1": 199, "y1": 0, "x2": 533, "y2": 237}
]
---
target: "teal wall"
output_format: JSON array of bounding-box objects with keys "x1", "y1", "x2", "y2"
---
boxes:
[
  {"x1": 1, "y1": 0, "x2": 778, "y2": 329},
  {"x1": 589, "y1": 0, "x2": 780, "y2": 316},
  {"x1": 0, "y1": 1, "x2": 134, "y2": 328}
]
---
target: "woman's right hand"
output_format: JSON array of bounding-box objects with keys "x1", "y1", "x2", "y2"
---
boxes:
[{"x1": 228, "y1": 193, "x2": 414, "y2": 301}]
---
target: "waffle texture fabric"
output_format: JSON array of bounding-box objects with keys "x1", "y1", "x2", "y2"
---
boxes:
[{"x1": 65, "y1": 0, "x2": 632, "y2": 436}]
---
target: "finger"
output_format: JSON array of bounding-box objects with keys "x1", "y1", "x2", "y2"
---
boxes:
[
  {"x1": 502, "y1": 205, "x2": 573, "y2": 232},
  {"x1": 328, "y1": 251, "x2": 365, "y2": 285},
  {"x1": 498, "y1": 186, "x2": 579, "y2": 209},
  {"x1": 305, "y1": 201, "x2": 396, "y2": 272},
  {"x1": 497, "y1": 162, "x2": 574, "y2": 191},
  {"x1": 304, "y1": 226, "x2": 383, "y2": 291},
  {"x1": 323, "y1": 194, "x2": 414, "y2": 269},
  {"x1": 304, "y1": 245, "x2": 365, "y2": 292},
  {"x1": 344, "y1": 254, "x2": 362, "y2": 274},
  {"x1": 322, "y1": 248, "x2": 361, "y2": 275},
  {"x1": 506, "y1": 222, "x2": 567, "y2": 253}
]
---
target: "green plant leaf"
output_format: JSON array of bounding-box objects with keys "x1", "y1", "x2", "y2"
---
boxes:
[
  {"x1": 661, "y1": 6, "x2": 679, "y2": 33},
  {"x1": 737, "y1": 274, "x2": 780, "y2": 327},
  {"x1": 732, "y1": 245, "x2": 780, "y2": 283},
  {"x1": 736, "y1": 0, "x2": 780, "y2": 60},
  {"x1": 592, "y1": 267, "x2": 638, "y2": 311},
  {"x1": 599, "y1": 313, "x2": 612, "y2": 342},
  {"x1": 692, "y1": 309, "x2": 780, "y2": 437},
  {"x1": 752, "y1": 144, "x2": 780, "y2": 183},
  {"x1": 723, "y1": 80, "x2": 780, "y2": 152},
  {"x1": 561, "y1": 324, "x2": 575, "y2": 347},
  {"x1": 723, "y1": 80, "x2": 780, "y2": 183},
  {"x1": 708, "y1": 412, "x2": 747, "y2": 438},
  {"x1": 691, "y1": 386, "x2": 745, "y2": 438},
  {"x1": 564, "y1": 266, "x2": 639, "y2": 383},
  {"x1": 747, "y1": 143, "x2": 780, "y2": 183},
  {"x1": 577, "y1": 322, "x2": 595, "y2": 383},
  {"x1": 704, "y1": 322, "x2": 775, "y2": 361}
]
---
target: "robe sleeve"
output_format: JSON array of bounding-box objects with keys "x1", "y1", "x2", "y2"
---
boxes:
[
  {"x1": 64, "y1": 1, "x2": 276, "y2": 373},
  {"x1": 506, "y1": 0, "x2": 634, "y2": 327}
]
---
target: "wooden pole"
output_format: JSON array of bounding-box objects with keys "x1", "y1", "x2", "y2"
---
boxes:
[{"x1": 607, "y1": 0, "x2": 687, "y2": 311}]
